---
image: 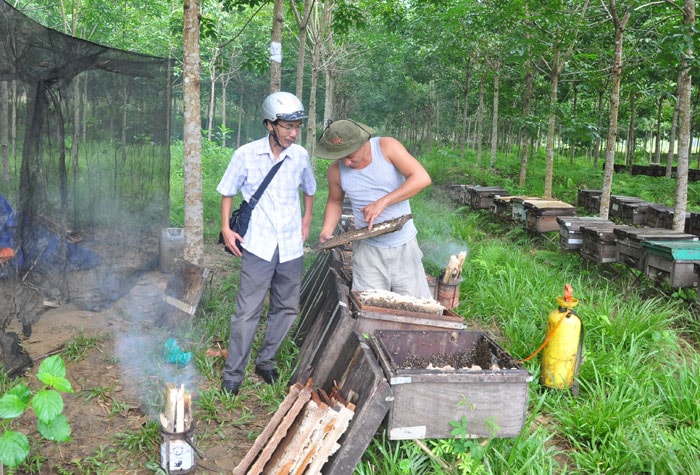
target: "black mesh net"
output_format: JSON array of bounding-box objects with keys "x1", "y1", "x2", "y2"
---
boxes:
[{"x1": 0, "y1": 0, "x2": 172, "y2": 336}]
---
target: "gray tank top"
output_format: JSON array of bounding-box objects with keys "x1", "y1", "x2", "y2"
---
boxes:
[{"x1": 339, "y1": 137, "x2": 417, "y2": 248}]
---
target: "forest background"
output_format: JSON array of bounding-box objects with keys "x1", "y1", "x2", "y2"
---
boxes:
[
  {"x1": 1, "y1": 0, "x2": 700, "y2": 473},
  {"x1": 6, "y1": 0, "x2": 700, "y2": 244}
]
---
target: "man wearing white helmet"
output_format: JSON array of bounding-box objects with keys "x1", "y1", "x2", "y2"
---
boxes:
[{"x1": 217, "y1": 91, "x2": 316, "y2": 396}]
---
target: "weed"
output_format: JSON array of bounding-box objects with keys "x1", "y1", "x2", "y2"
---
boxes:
[
  {"x1": 62, "y1": 332, "x2": 108, "y2": 363},
  {"x1": 78, "y1": 385, "x2": 113, "y2": 404},
  {"x1": 112, "y1": 419, "x2": 160, "y2": 452}
]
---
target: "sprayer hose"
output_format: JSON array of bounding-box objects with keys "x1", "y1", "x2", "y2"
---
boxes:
[{"x1": 520, "y1": 311, "x2": 567, "y2": 363}]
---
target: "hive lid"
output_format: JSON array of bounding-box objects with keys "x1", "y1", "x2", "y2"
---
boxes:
[{"x1": 641, "y1": 239, "x2": 700, "y2": 260}]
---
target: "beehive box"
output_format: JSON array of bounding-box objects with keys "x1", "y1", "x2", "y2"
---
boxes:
[
  {"x1": 618, "y1": 200, "x2": 651, "y2": 225},
  {"x1": 461, "y1": 185, "x2": 482, "y2": 205},
  {"x1": 447, "y1": 184, "x2": 472, "y2": 204},
  {"x1": 642, "y1": 240, "x2": 700, "y2": 288},
  {"x1": 293, "y1": 251, "x2": 467, "y2": 391},
  {"x1": 557, "y1": 217, "x2": 613, "y2": 251},
  {"x1": 468, "y1": 186, "x2": 509, "y2": 210},
  {"x1": 524, "y1": 200, "x2": 576, "y2": 233},
  {"x1": 511, "y1": 198, "x2": 548, "y2": 223},
  {"x1": 581, "y1": 225, "x2": 620, "y2": 264},
  {"x1": 491, "y1": 195, "x2": 536, "y2": 221},
  {"x1": 613, "y1": 227, "x2": 698, "y2": 271},
  {"x1": 646, "y1": 204, "x2": 675, "y2": 229},
  {"x1": 369, "y1": 330, "x2": 533, "y2": 440},
  {"x1": 609, "y1": 195, "x2": 645, "y2": 220},
  {"x1": 577, "y1": 189, "x2": 602, "y2": 212},
  {"x1": 684, "y1": 212, "x2": 700, "y2": 237}
]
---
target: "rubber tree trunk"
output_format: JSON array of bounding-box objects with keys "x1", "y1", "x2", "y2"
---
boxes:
[
  {"x1": 672, "y1": 0, "x2": 695, "y2": 232},
  {"x1": 183, "y1": 0, "x2": 203, "y2": 265}
]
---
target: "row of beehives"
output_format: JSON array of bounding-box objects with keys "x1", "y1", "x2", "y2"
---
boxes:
[{"x1": 446, "y1": 184, "x2": 700, "y2": 289}]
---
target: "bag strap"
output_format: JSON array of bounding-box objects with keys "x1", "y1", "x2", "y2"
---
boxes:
[{"x1": 248, "y1": 159, "x2": 284, "y2": 208}]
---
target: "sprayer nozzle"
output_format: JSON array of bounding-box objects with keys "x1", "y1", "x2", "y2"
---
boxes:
[{"x1": 564, "y1": 284, "x2": 574, "y2": 302}]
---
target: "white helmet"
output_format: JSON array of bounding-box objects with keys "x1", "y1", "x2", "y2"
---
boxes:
[{"x1": 262, "y1": 92, "x2": 307, "y2": 122}]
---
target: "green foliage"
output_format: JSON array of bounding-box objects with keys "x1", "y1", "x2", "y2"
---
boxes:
[{"x1": 0, "y1": 356, "x2": 73, "y2": 468}]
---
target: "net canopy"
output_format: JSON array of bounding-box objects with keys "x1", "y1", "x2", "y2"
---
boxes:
[{"x1": 0, "y1": 0, "x2": 172, "y2": 323}]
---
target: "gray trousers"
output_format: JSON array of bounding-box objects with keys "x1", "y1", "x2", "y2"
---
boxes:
[
  {"x1": 223, "y1": 247, "x2": 303, "y2": 384},
  {"x1": 352, "y1": 238, "x2": 432, "y2": 299}
]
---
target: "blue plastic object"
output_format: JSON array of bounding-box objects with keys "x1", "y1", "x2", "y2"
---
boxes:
[{"x1": 163, "y1": 338, "x2": 192, "y2": 368}]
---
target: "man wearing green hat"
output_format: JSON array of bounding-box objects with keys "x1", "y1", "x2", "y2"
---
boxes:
[{"x1": 316, "y1": 119, "x2": 433, "y2": 299}]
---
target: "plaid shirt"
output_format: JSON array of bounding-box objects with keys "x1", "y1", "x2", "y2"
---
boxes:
[{"x1": 217, "y1": 136, "x2": 316, "y2": 263}]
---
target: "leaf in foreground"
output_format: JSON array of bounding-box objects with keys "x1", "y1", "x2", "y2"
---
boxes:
[
  {"x1": 37, "y1": 355, "x2": 74, "y2": 393},
  {"x1": 0, "y1": 430, "x2": 30, "y2": 468},
  {"x1": 32, "y1": 389, "x2": 64, "y2": 423},
  {"x1": 0, "y1": 384, "x2": 31, "y2": 419},
  {"x1": 37, "y1": 413, "x2": 72, "y2": 442}
]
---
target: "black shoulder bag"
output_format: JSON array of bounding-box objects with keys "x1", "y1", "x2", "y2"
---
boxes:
[{"x1": 219, "y1": 159, "x2": 285, "y2": 254}]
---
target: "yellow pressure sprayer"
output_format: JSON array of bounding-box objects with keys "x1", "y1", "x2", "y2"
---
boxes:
[
  {"x1": 521, "y1": 284, "x2": 584, "y2": 393},
  {"x1": 540, "y1": 284, "x2": 583, "y2": 391}
]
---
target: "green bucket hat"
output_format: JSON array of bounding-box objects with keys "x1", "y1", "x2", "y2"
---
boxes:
[{"x1": 316, "y1": 119, "x2": 374, "y2": 160}]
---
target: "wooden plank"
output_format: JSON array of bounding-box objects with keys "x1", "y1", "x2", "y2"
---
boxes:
[
  {"x1": 318, "y1": 335, "x2": 393, "y2": 475},
  {"x1": 305, "y1": 403, "x2": 355, "y2": 474},
  {"x1": 246, "y1": 386, "x2": 313, "y2": 475},
  {"x1": 162, "y1": 259, "x2": 211, "y2": 315},
  {"x1": 523, "y1": 199, "x2": 576, "y2": 213},
  {"x1": 353, "y1": 309, "x2": 467, "y2": 333},
  {"x1": 233, "y1": 383, "x2": 304, "y2": 475},
  {"x1": 613, "y1": 226, "x2": 698, "y2": 242},
  {"x1": 267, "y1": 397, "x2": 329, "y2": 474},
  {"x1": 291, "y1": 272, "x2": 355, "y2": 386},
  {"x1": 317, "y1": 214, "x2": 413, "y2": 250}
]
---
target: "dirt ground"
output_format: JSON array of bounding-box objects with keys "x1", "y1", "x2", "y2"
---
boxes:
[{"x1": 5, "y1": 243, "x2": 273, "y2": 474}]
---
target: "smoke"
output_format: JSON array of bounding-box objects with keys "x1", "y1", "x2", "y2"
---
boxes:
[
  {"x1": 113, "y1": 275, "x2": 203, "y2": 419},
  {"x1": 422, "y1": 237, "x2": 470, "y2": 271}
]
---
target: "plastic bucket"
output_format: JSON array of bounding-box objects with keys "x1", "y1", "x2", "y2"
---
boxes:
[{"x1": 159, "y1": 228, "x2": 185, "y2": 273}]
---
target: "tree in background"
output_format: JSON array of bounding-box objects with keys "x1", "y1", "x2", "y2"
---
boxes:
[
  {"x1": 600, "y1": 0, "x2": 631, "y2": 220},
  {"x1": 183, "y1": 0, "x2": 203, "y2": 264},
  {"x1": 672, "y1": 0, "x2": 695, "y2": 231}
]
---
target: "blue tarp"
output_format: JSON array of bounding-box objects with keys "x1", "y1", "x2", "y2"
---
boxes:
[
  {"x1": 0, "y1": 195, "x2": 16, "y2": 248},
  {"x1": 0, "y1": 195, "x2": 102, "y2": 275}
]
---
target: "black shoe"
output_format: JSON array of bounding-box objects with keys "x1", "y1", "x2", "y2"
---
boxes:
[
  {"x1": 221, "y1": 380, "x2": 240, "y2": 396},
  {"x1": 255, "y1": 366, "x2": 279, "y2": 384}
]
